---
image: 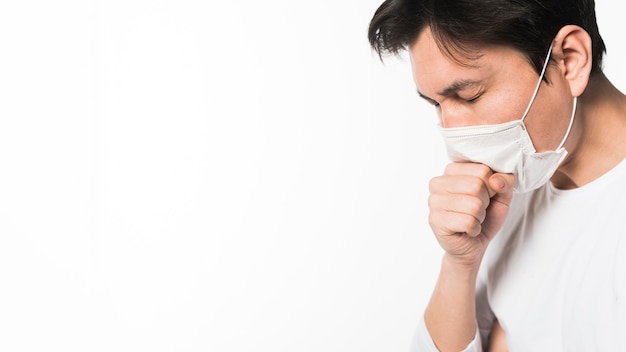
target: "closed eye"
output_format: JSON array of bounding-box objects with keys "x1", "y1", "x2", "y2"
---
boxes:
[
  {"x1": 418, "y1": 92, "x2": 440, "y2": 107},
  {"x1": 465, "y1": 94, "x2": 481, "y2": 103},
  {"x1": 458, "y1": 89, "x2": 484, "y2": 104}
]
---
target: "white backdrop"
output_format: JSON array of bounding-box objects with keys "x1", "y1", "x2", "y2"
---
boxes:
[{"x1": 0, "y1": 1, "x2": 623, "y2": 351}]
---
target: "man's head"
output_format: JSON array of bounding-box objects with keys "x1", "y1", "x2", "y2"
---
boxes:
[
  {"x1": 368, "y1": 0, "x2": 606, "y2": 76},
  {"x1": 369, "y1": 0, "x2": 602, "y2": 157}
]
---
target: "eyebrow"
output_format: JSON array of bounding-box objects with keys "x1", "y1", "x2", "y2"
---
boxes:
[{"x1": 417, "y1": 79, "x2": 483, "y2": 101}]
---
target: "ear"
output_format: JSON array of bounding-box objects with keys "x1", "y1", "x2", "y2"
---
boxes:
[{"x1": 550, "y1": 25, "x2": 593, "y2": 97}]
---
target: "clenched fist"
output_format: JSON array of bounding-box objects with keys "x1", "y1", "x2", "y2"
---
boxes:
[{"x1": 428, "y1": 162, "x2": 515, "y2": 267}]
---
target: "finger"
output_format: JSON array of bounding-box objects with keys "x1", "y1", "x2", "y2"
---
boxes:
[
  {"x1": 428, "y1": 193, "x2": 487, "y2": 225},
  {"x1": 429, "y1": 209, "x2": 482, "y2": 237},
  {"x1": 429, "y1": 175, "x2": 491, "y2": 205},
  {"x1": 443, "y1": 162, "x2": 496, "y2": 197},
  {"x1": 444, "y1": 162, "x2": 493, "y2": 178},
  {"x1": 481, "y1": 173, "x2": 516, "y2": 239},
  {"x1": 488, "y1": 173, "x2": 515, "y2": 205}
]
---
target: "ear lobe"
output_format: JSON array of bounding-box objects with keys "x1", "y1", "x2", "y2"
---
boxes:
[{"x1": 551, "y1": 25, "x2": 593, "y2": 97}]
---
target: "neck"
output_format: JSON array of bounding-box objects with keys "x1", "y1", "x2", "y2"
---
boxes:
[{"x1": 551, "y1": 72, "x2": 626, "y2": 189}]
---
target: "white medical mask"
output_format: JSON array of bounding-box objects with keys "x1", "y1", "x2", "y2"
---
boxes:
[{"x1": 438, "y1": 44, "x2": 577, "y2": 193}]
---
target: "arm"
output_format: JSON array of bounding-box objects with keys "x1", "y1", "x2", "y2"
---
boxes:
[
  {"x1": 423, "y1": 162, "x2": 514, "y2": 351},
  {"x1": 424, "y1": 254, "x2": 481, "y2": 350},
  {"x1": 487, "y1": 320, "x2": 508, "y2": 352}
]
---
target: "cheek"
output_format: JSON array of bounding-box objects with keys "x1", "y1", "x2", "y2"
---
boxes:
[
  {"x1": 439, "y1": 94, "x2": 528, "y2": 128},
  {"x1": 524, "y1": 90, "x2": 572, "y2": 151},
  {"x1": 466, "y1": 77, "x2": 538, "y2": 126},
  {"x1": 472, "y1": 93, "x2": 529, "y2": 126}
]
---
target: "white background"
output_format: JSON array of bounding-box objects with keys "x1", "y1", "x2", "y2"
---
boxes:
[{"x1": 0, "y1": 1, "x2": 623, "y2": 351}]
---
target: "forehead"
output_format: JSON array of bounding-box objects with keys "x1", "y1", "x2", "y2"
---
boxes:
[
  {"x1": 409, "y1": 28, "x2": 485, "y2": 89},
  {"x1": 408, "y1": 27, "x2": 532, "y2": 95}
]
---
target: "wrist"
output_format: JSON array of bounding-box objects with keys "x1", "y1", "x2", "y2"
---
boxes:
[{"x1": 441, "y1": 253, "x2": 483, "y2": 280}]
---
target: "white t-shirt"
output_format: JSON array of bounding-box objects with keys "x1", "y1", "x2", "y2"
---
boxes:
[{"x1": 412, "y1": 158, "x2": 626, "y2": 351}]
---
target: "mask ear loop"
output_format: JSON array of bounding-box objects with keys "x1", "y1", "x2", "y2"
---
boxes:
[
  {"x1": 519, "y1": 43, "x2": 576, "y2": 151},
  {"x1": 520, "y1": 43, "x2": 554, "y2": 122},
  {"x1": 556, "y1": 97, "x2": 577, "y2": 150}
]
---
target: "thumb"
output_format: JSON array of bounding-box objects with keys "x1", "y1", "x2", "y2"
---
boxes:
[
  {"x1": 489, "y1": 173, "x2": 515, "y2": 200},
  {"x1": 481, "y1": 173, "x2": 515, "y2": 240}
]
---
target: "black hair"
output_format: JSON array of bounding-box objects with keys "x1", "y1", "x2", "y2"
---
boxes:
[{"x1": 368, "y1": 0, "x2": 606, "y2": 75}]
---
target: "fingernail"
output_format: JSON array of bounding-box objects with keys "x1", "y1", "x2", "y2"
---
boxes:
[{"x1": 494, "y1": 177, "x2": 505, "y2": 190}]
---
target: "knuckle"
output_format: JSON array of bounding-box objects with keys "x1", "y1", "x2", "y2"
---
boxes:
[
  {"x1": 477, "y1": 164, "x2": 493, "y2": 179},
  {"x1": 428, "y1": 211, "x2": 441, "y2": 229},
  {"x1": 460, "y1": 215, "x2": 479, "y2": 234},
  {"x1": 428, "y1": 177, "x2": 439, "y2": 192},
  {"x1": 467, "y1": 177, "x2": 485, "y2": 195},
  {"x1": 444, "y1": 163, "x2": 456, "y2": 175},
  {"x1": 427, "y1": 194, "x2": 436, "y2": 209},
  {"x1": 428, "y1": 211, "x2": 436, "y2": 226},
  {"x1": 466, "y1": 196, "x2": 485, "y2": 216},
  {"x1": 477, "y1": 207, "x2": 487, "y2": 223}
]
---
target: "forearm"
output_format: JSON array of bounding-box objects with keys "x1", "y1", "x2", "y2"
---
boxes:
[{"x1": 424, "y1": 254, "x2": 481, "y2": 352}]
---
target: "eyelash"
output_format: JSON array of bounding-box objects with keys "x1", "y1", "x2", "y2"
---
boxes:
[
  {"x1": 421, "y1": 93, "x2": 480, "y2": 108},
  {"x1": 466, "y1": 95, "x2": 480, "y2": 103},
  {"x1": 424, "y1": 98, "x2": 440, "y2": 107}
]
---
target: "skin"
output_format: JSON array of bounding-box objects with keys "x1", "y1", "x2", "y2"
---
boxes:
[
  {"x1": 488, "y1": 320, "x2": 507, "y2": 352},
  {"x1": 409, "y1": 25, "x2": 626, "y2": 351}
]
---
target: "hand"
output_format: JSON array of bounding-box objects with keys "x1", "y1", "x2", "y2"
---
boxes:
[{"x1": 428, "y1": 162, "x2": 515, "y2": 267}]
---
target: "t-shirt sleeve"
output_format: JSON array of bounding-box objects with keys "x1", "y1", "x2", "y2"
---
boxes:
[{"x1": 410, "y1": 314, "x2": 483, "y2": 352}]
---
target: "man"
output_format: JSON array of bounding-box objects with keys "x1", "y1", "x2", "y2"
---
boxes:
[{"x1": 368, "y1": 0, "x2": 626, "y2": 351}]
